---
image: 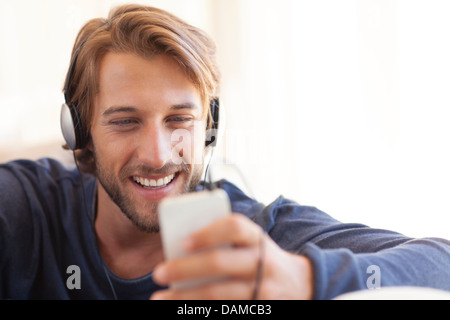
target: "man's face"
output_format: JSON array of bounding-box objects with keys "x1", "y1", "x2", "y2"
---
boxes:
[{"x1": 90, "y1": 52, "x2": 206, "y2": 233}]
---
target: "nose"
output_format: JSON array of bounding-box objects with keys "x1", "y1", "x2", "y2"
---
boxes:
[{"x1": 135, "y1": 122, "x2": 172, "y2": 169}]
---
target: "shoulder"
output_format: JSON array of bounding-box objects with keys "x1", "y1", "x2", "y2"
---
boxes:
[
  {"x1": 0, "y1": 158, "x2": 95, "y2": 216},
  {"x1": 217, "y1": 179, "x2": 338, "y2": 226},
  {"x1": 1, "y1": 158, "x2": 77, "y2": 182},
  {"x1": 215, "y1": 179, "x2": 265, "y2": 217},
  {"x1": 0, "y1": 157, "x2": 96, "y2": 247},
  {"x1": 0, "y1": 158, "x2": 94, "y2": 192},
  {"x1": 217, "y1": 179, "x2": 357, "y2": 251},
  {"x1": 217, "y1": 179, "x2": 336, "y2": 221}
]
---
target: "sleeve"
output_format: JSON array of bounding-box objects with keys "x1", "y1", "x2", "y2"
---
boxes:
[
  {"x1": 303, "y1": 238, "x2": 450, "y2": 300},
  {"x1": 0, "y1": 166, "x2": 37, "y2": 298},
  {"x1": 253, "y1": 197, "x2": 450, "y2": 300}
]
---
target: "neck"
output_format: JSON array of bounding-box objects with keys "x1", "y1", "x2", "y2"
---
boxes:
[{"x1": 95, "y1": 184, "x2": 164, "y2": 279}]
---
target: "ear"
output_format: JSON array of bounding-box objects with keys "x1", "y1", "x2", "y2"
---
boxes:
[{"x1": 86, "y1": 138, "x2": 93, "y2": 152}]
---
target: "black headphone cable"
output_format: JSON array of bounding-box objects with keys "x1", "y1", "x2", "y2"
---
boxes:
[{"x1": 72, "y1": 152, "x2": 119, "y2": 300}]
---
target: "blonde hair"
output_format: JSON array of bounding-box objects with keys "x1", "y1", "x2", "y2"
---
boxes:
[{"x1": 63, "y1": 4, "x2": 221, "y2": 173}]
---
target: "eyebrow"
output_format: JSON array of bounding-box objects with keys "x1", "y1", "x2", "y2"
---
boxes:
[
  {"x1": 102, "y1": 106, "x2": 139, "y2": 117},
  {"x1": 102, "y1": 102, "x2": 201, "y2": 117},
  {"x1": 170, "y1": 102, "x2": 200, "y2": 111}
]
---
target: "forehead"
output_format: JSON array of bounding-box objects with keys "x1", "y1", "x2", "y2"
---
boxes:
[{"x1": 95, "y1": 52, "x2": 203, "y2": 114}]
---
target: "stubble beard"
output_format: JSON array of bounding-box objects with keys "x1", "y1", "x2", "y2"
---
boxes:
[{"x1": 94, "y1": 152, "x2": 204, "y2": 234}]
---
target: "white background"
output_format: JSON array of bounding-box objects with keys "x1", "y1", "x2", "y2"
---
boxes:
[{"x1": 1, "y1": 0, "x2": 449, "y2": 240}]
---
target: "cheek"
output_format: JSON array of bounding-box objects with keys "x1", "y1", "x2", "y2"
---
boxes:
[
  {"x1": 189, "y1": 128, "x2": 206, "y2": 166},
  {"x1": 91, "y1": 130, "x2": 132, "y2": 170},
  {"x1": 171, "y1": 124, "x2": 206, "y2": 165}
]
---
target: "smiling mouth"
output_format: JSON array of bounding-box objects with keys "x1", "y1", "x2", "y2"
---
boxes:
[{"x1": 132, "y1": 173, "x2": 177, "y2": 190}]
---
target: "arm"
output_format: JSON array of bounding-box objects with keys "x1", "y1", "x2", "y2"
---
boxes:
[
  {"x1": 259, "y1": 197, "x2": 450, "y2": 299},
  {"x1": 303, "y1": 237, "x2": 450, "y2": 299},
  {"x1": 151, "y1": 196, "x2": 450, "y2": 300}
]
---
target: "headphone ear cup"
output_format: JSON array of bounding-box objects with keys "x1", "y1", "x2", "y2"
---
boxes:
[
  {"x1": 205, "y1": 98, "x2": 220, "y2": 147},
  {"x1": 61, "y1": 103, "x2": 77, "y2": 151},
  {"x1": 60, "y1": 102, "x2": 88, "y2": 150}
]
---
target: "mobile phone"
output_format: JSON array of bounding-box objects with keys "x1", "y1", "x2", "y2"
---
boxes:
[{"x1": 158, "y1": 189, "x2": 231, "y2": 289}]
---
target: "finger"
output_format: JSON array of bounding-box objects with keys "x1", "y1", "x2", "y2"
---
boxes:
[
  {"x1": 151, "y1": 279, "x2": 255, "y2": 300},
  {"x1": 153, "y1": 246, "x2": 259, "y2": 286},
  {"x1": 184, "y1": 214, "x2": 263, "y2": 251}
]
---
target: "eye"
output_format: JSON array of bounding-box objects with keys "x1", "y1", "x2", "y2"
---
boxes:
[
  {"x1": 166, "y1": 115, "x2": 195, "y2": 126},
  {"x1": 172, "y1": 117, "x2": 190, "y2": 122},
  {"x1": 109, "y1": 118, "x2": 139, "y2": 127}
]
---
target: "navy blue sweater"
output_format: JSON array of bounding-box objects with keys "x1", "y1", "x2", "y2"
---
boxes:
[{"x1": 1, "y1": 158, "x2": 449, "y2": 299}]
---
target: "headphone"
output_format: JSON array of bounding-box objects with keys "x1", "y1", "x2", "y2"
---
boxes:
[{"x1": 60, "y1": 32, "x2": 220, "y2": 151}]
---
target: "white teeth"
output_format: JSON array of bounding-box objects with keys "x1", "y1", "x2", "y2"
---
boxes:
[{"x1": 133, "y1": 174, "x2": 175, "y2": 188}]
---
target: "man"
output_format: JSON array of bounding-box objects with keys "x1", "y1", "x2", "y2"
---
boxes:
[{"x1": 1, "y1": 4, "x2": 450, "y2": 300}]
